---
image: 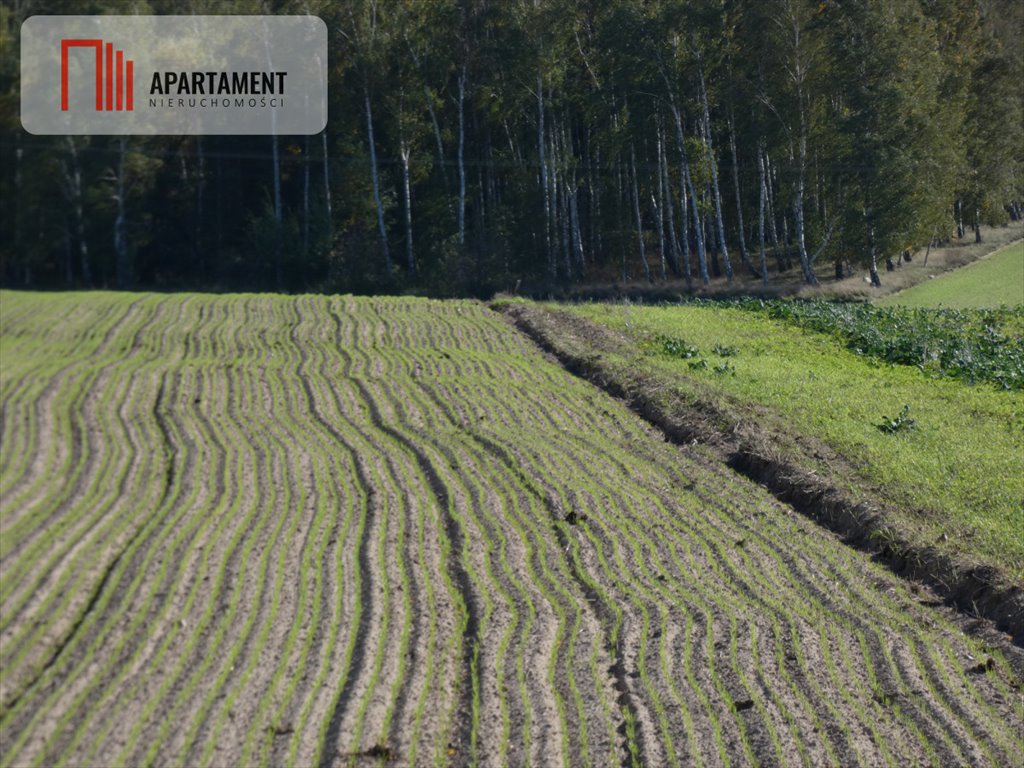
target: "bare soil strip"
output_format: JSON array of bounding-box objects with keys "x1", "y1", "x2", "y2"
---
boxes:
[{"x1": 1, "y1": 292, "x2": 1022, "y2": 768}]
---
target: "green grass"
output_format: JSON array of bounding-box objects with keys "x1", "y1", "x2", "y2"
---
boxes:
[
  {"x1": 566, "y1": 302, "x2": 1024, "y2": 581},
  {"x1": 878, "y1": 240, "x2": 1024, "y2": 309}
]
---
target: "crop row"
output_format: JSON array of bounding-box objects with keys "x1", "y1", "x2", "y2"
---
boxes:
[{"x1": 0, "y1": 291, "x2": 1021, "y2": 766}]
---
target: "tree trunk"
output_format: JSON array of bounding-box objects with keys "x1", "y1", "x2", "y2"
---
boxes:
[
  {"x1": 757, "y1": 142, "x2": 769, "y2": 286},
  {"x1": 794, "y1": 175, "x2": 818, "y2": 284},
  {"x1": 867, "y1": 210, "x2": 881, "y2": 287},
  {"x1": 215, "y1": 154, "x2": 223, "y2": 252},
  {"x1": 322, "y1": 129, "x2": 333, "y2": 238},
  {"x1": 401, "y1": 143, "x2": 414, "y2": 274},
  {"x1": 588, "y1": 135, "x2": 601, "y2": 263},
  {"x1": 13, "y1": 139, "x2": 21, "y2": 283},
  {"x1": 671, "y1": 105, "x2": 707, "y2": 285},
  {"x1": 63, "y1": 214, "x2": 74, "y2": 288},
  {"x1": 686, "y1": 167, "x2": 708, "y2": 285},
  {"x1": 787, "y1": 5, "x2": 818, "y2": 286},
  {"x1": 271, "y1": 131, "x2": 283, "y2": 290},
  {"x1": 661, "y1": 130, "x2": 681, "y2": 278},
  {"x1": 729, "y1": 109, "x2": 754, "y2": 276},
  {"x1": 698, "y1": 62, "x2": 733, "y2": 282},
  {"x1": 457, "y1": 66, "x2": 466, "y2": 246},
  {"x1": 476, "y1": 159, "x2": 487, "y2": 287},
  {"x1": 569, "y1": 187, "x2": 584, "y2": 276},
  {"x1": 974, "y1": 207, "x2": 982, "y2": 243},
  {"x1": 63, "y1": 137, "x2": 91, "y2": 287},
  {"x1": 537, "y1": 74, "x2": 553, "y2": 280},
  {"x1": 114, "y1": 137, "x2": 129, "y2": 289},
  {"x1": 956, "y1": 197, "x2": 965, "y2": 239},
  {"x1": 630, "y1": 144, "x2": 651, "y2": 283},
  {"x1": 425, "y1": 86, "x2": 446, "y2": 181},
  {"x1": 763, "y1": 151, "x2": 782, "y2": 270},
  {"x1": 654, "y1": 128, "x2": 667, "y2": 281},
  {"x1": 555, "y1": 124, "x2": 571, "y2": 279},
  {"x1": 365, "y1": 89, "x2": 391, "y2": 274},
  {"x1": 196, "y1": 137, "x2": 206, "y2": 279},
  {"x1": 705, "y1": 202, "x2": 721, "y2": 278},
  {"x1": 302, "y1": 131, "x2": 310, "y2": 270},
  {"x1": 267, "y1": 35, "x2": 283, "y2": 290},
  {"x1": 567, "y1": 129, "x2": 585, "y2": 275},
  {"x1": 924, "y1": 228, "x2": 935, "y2": 265},
  {"x1": 616, "y1": 160, "x2": 627, "y2": 282},
  {"x1": 408, "y1": 45, "x2": 446, "y2": 184},
  {"x1": 678, "y1": 154, "x2": 692, "y2": 287}
]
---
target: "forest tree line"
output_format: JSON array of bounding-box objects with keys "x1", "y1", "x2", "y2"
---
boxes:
[{"x1": 1, "y1": 0, "x2": 1021, "y2": 296}]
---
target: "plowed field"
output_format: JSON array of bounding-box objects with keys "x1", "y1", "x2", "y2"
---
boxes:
[{"x1": 1, "y1": 291, "x2": 1021, "y2": 767}]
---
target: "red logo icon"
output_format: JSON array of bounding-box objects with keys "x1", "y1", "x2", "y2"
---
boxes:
[{"x1": 60, "y1": 39, "x2": 133, "y2": 111}]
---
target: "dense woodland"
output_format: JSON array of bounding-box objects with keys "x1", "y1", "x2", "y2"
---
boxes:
[{"x1": 1, "y1": 0, "x2": 1021, "y2": 296}]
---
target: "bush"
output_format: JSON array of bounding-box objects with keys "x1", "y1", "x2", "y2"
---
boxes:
[{"x1": 728, "y1": 299, "x2": 1024, "y2": 390}]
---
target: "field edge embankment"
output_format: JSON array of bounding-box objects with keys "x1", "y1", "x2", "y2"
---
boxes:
[{"x1": 495, "y1": 300, "x2": 1024, "y2": 648}]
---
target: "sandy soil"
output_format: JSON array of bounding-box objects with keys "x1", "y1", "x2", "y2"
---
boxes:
[{"x1": 0, "y1": 292, "x2": 1021, "y2": 767}]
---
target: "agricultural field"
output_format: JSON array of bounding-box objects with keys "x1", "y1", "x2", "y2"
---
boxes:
[
  {"x1": 876, "y1": 240, "x2": 1024, "y2": 309},
  {"x1": 562, "y1": 300, "x2": 1024, "y2": 585},
  {"x1": 1, "y1": 291, "x2": 1023, "y2": 767}
]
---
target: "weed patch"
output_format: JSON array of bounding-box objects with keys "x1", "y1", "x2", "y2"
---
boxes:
[
  {"x1": 877, "y1": 405, "x2": 916, "y2": 434},
  {"x1": 733, "y1": 299, "x2": 1024, "y2": 391}
]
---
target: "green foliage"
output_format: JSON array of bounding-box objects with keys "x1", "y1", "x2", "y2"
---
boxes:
[
  {"x1": 653, "y1": 333, "x2": 699, "y2": 359},
  {"x1": 569, "y1": 301, "x2": 1024, "y2": 580},
  {"x1": 733, "y1": 299, "x2": 1024, "y2": 390},
  {"x1": 1, "y1": 0, "x2": 1021, "y2": 293},
  {"x1": 877, "y1": 405, "x2": 916, "y2": 434},
  {"x1": 712, "y1": 361, "x2": 736, "y2": 377}
]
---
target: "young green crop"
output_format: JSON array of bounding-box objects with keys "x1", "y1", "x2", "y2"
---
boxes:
[
  {"x1": 3, "y1": 291, "x2": 1022, "y2": 768},
  {"x1": 567, "y1": 301, "x2": 1024, "y2": 582}
]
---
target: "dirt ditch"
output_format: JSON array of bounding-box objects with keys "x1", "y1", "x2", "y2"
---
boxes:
[{"x1": 499, "y1": 301, "x2": 1024, "y2": 652}]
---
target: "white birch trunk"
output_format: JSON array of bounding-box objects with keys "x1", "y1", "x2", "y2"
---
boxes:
[
  {"x1": 698, "y1": 61, "x2": 733, "y2": 282},
  {"x1": 654, "y1": 128, "x2": 667, "y2": 280},
  {"x1": 271, "y1": 131, "x2": 283, "y2": 289},
  {"x1": 303, "y1": 130, "x2": 310, "y2": 266},
  {"x1": 764, "y1": 151, "x2": 782, "y2": 265},
  {"x1": 266, "y1": 29, "x2": 284, "y2": 289},
  {"x1": 322, "y1": 130, "x2": 332, "y2": 227},
  {"x1": 757, "y1": 142, "x2": 769, "y2": 285},
  {"x1": 729, "y1": 110, "x2": 753, "y2": 275},
  {"x1": 661, "y1": 129, "x2": 681, "y2": 278},
  {"x1": 196, "y1": 137, "x2": 205, "y2": 276},
  {"x1": 365, "y1": 89, "x2": 391, "y2": 272},
  {"x1": 630, "y1": 145, "x2": 651, "y2": 283},
  {"x1": 537, "y1": 75, "x2": 553, "y2": 279},
  {"x1": 401, "y1": 143, "x2": 414, "y2": 273},
  {"x1": 62, "y1": 137, "x2": 91, "y2": 287},
  {"x1": 670, "y1": 104, "x2": 707, "y2": 285},
  {"x1": 457, "y1": 66, "x2": 466, "y2": 246},
  {"x1": 114, "y1": 137, "x2": 128, "y2": 288}
]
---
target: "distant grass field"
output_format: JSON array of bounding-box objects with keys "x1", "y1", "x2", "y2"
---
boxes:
[
  {"x1": 566, "y1": 302, "x2": 1024, "y2": 582},
  {"x1": 878, "y1": 240, "x2": 1024, "y2": 308}
]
